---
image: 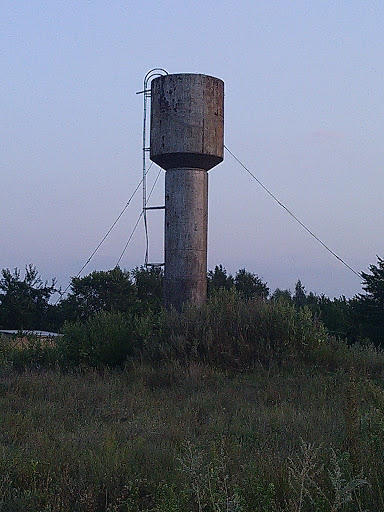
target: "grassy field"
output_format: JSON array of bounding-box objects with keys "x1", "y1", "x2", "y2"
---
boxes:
[
  {"x1": 1, "y1": 356, "x2": 384, "y2": 511},
  {"x1": 1, "y1": 293, "x2": 384, "y2": 511}
]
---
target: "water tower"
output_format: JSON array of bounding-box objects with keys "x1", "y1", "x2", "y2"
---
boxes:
[{"x1": 150, "y1": 73, "x2": 224, "y2": 310}]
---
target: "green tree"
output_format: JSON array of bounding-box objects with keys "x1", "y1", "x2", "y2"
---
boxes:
[
  {"x1": 271, "y1": 288, "x2": 292, "y2": 303},
  {"x1": 361, "y1": 256, "x2": 384, "y2": 304},
  {"x1": 0, "y1": 264, "x2": 57, "y2": 330},
  {"x1": 207, "y1": 265, "x2": 234, "y2": 295},
  {"x1": 234, "y1": 268, "x2": 269, "y2": 299},
  {"x1": 58, "y1": 267, "x2": 136, "y2": 322},
  {"x1": 354, "y1": 256, "x2": 384, "y2": 345},
  {"x1": 293, "y1": 279, "x2": 307, "y2": 308},
  {"x1": 316, "y1": 295, "x2": 351, "y2": 338},
  {"x1": 131, "y1": 266, "x2": 163, "y2": 311},
  {"x1": 302, "y1": 293, "x2": 354, "y2": 340}
]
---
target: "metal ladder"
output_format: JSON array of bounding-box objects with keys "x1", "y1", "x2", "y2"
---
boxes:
[{"x1": 136, "y1": 68, "x2": 168, "y2": 268}]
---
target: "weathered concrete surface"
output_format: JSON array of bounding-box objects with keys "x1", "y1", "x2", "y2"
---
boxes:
[
  {"x1": 164, "y1": 168, "x2": 208, "y2": 310},
  {"x1": 150, "y1": 74, "x2": 224, "y2": 171},
  {"x1": 150, "y1": 73, "x2": 224, "y2": 310}
]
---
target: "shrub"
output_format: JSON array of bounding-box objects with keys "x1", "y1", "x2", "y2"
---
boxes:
[
  {"x1": 139, "y1": 290, "x2": 328, "y2": 369},
  {"x1": 58, "y1": 311, "x2": 137, "y2": 367}
]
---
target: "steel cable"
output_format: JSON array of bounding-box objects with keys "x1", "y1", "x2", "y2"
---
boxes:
[
  {"x1": 224, "y1": 145, "x2": 362, "y2": 279},
  {"x1": 55, "y1": 163, "x2": 154, "y2": 303},
  {"x1": 116, "y1": 165, "x2": 163, "y2": 267}
]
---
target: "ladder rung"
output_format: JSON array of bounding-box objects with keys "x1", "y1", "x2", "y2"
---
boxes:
[
  {"x1": 146, "y1": 263, "x2": 165, "y2": 267},
  {"x1": 144, "y1": 206, "x2": 165, "y2": 210}
]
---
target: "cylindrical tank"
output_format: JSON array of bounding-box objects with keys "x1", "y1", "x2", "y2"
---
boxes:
[{"x1": 150, "y1": 73, "x2": 224, "y2": 310}]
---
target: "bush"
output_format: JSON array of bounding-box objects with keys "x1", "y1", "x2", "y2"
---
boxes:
[
  {"x1": 139, "y1": 290, "x2": 328, "y2": 369},
  {"x1": 58, "y1": 311, "x2": 137, "y2": 367}
]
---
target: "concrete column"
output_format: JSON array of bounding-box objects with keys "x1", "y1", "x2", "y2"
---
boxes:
[{"x1": 165, "y1": 168, "x2": 208, "y2": 310}]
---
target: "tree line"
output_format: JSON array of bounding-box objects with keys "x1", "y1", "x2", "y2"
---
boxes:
[{"x1": 0, "y1": 258, "x2": 383, "y2": 346}]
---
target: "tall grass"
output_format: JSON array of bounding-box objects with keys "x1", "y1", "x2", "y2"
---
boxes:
[{"x1": 0, "y1": 363, "x2": 383, "y2": 510}]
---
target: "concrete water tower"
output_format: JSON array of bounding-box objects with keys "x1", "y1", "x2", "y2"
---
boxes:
[{"x1": 150, "y1": 73, "x2": 224, "y2": 310}]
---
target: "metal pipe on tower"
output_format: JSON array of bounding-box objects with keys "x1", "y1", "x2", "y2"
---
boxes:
[{"x1": 150, "y1": 73, "x2": 224, "y2": 310}]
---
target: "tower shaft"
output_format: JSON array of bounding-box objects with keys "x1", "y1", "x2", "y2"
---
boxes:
[{"x1": 165, "y1": 168, "x2": 208, "y2": 310}]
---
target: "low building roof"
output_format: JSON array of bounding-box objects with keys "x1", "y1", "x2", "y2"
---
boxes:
[{"x1": 0, "y1": 330, "x2": 62, "y2": 337}]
